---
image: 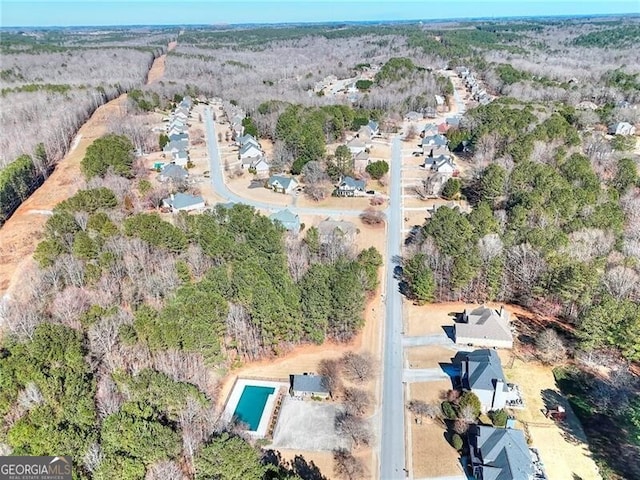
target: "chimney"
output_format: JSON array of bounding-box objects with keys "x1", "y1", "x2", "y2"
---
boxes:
[{"x1": 170, "y1": 194, "x2": 175, "y2": 200}]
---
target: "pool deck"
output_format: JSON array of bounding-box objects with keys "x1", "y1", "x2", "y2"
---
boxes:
[{"x1": 223, "y1": 378, "x2": 288, "y2": 438}]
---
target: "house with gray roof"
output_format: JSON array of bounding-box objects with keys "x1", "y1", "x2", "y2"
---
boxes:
[
  {"x1": 179, "y1": 96, "x2": 193, "y2": 110},
  {"x1": 353, "y1": 150, "x2": 370, "y2": 173},
  {"x1": 266, "y1": 175, "x2": 298, "y2": 194},
  {"x1": 347, "y1": 138, "x2": 367, "y2": 155},
  {"x1": 460, "y1": 349, "x2": 522, "y2": 411},
  {"x1": 163, "y1": 139, "x2": 189, "y2": 154},
  {"x1": 270, "y1": 209, "x2": 301, "y2": 234},
  {"x1": 423, "y1": 123, "x2": 439, "y2": 136},
  {"x1": 468, "y1": 425, "x2": 533, "y2": 480},
  {"x1": 425, "y1": 155, "x2": 456, "y2": 174},
  {"x1": 422, "y1": 134, "x2": 450, "y2": 157},
  {"x1": 173, "y1": 150, "x2": 189, "y2": 167},
  {"x1": 336, "y1": 176, "x2": 366, "y2": 197},
  {"x1": 169, "y1": 132, "x2": 189, "y2": 143},
  {"x1": 446, "y1": 116, "x2": 461, "y2": 128},
  {"x1": 236, "y1": 134, "x2": 260, "y2": 148},
  {"x1": 455, "y1": 305, "x2": 514, "y2": 349},
  {"x1": 239, "y1": 143, "x2": 263, "y2": 160},
  {"x1": 608, "y1": 121, "x2": 636, "y2": 136},
  {"x1": 162, "y1": 193, "x2": 205, "y2": 212},
  {"x1": 158, "y1": 164, "x2": 188, "y2": 183},
  {"x1": 291, "y1": 373, "x2": 330, "y2": 398}
]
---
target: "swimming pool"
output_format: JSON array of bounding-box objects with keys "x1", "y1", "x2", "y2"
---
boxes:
[{"x1": 233, "y1": 385, "x2": 275, "y2": 431}]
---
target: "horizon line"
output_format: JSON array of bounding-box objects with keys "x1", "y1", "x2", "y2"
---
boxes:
[{"x1": 2, "y1": 11, "x2": 639, "y2": 29}]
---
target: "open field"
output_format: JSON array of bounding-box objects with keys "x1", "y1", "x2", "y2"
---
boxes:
[
  {"x1": 404, "y1": 301, "x2": 458, "y2": 337},
  {"x1": 409, "y1": 380, "x2": 452, "y2": 404},
  {"x1": 504, "y1": 357, "x2": 602, "y2": 480},
  {"x1": 0, "y1": 94, "x2": 129, "y2": 296}
]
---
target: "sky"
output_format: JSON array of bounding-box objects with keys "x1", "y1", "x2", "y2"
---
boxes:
[{"x1": 1, "y1": 0, "x2": 638, "y2": 27}]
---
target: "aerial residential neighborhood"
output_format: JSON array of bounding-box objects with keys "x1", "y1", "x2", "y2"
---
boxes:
[{"x1": 0, "y1": 4, "x2": 639, "y2": 480}]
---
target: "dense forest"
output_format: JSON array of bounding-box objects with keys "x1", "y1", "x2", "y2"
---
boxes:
[
  {"x1": 0, "y1": 131, "x2": 380, "y2": 477},
  {"x1": 0, "y1": 30, "x2": 168, "y2": 224}
]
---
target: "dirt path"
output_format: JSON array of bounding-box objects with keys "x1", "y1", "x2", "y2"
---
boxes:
[
  {"x1": 0, "y1": 95, "x2": 129, "y2": 296},
  {"x1": 145, "y1": 40, "x2": 176, "y2": 85},
  {"x1": 0, "y1": 42, "x2": 176, "y2": 297}
]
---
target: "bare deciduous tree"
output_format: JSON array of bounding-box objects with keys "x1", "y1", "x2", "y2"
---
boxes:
[
  {"x1": 145, "y1": 460, "x2": 185, "y2": 480},
  {"x1": 333, "y1": 449, "x2": 366, "y2": 480},
  {"x1": 407, "y1": 400, "x2": 440, "y2": 422},
  {"x1": 334, "y1": 412, "x2": 371, "y2": 448},
  {"x1": 343, "y1": 387, "x2": 371, "y2": 416},
  {"x1": 226, "y1": 303, "x2": 263, "y2": 361},
  {"x1": 359, "y1": 208, "x2": 385, "y2": 226},
  {"x1": 83, "y1": 443, "x2": 103, "y2": 474},
  {"x1": 318, "y1": 358, "x2": 342, "y2": 396},
  {"x1": 535, "y1": 328, "x2": 567, "y2": 365},
  {"x1": 341, "y1": 351, "x2": 375, "y2": 383}
]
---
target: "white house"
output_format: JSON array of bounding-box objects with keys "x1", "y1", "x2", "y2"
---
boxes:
[
  {"x1": 347, "y1": 138, "x2": 366, "y2": 155},
  {"x1": 239, "y1": 143, "x2": 263, "y2": 160}
]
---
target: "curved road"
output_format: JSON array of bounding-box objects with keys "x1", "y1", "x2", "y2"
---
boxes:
[
  {"x1": 204, "y1": 108, "x2": 365, "y2": 218},
  {"x1": 204, "y1": 107, "x2": 406, "y2": 479}
]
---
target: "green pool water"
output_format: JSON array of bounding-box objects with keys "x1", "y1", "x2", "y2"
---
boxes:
[{"x1": 233, "y1": 385, "x2": 275, "y2": 431}]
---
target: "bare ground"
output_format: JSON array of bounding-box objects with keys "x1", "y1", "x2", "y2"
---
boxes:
[
  {"x1": 406, "y1": 346, "x2": 456, "y2": 369},
  {"x1": 503, "y1": 356, "x2": 602, "y2": 480},
  {"x1": 408, "y1": 381, "x2": 462, "y2": 478},
  {"x1": 0, "y1": 94, "x2": 129, "y2": 296}
]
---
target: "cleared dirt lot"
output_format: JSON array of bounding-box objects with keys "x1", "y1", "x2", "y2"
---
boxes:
[
  {"x1": 271, "y1": 397, "x2": 349, "y2": 451},
  {"x1": 503, "y1": 357, "x2": 602, "y2": 480},
  {"x1": 0, "y1": 94, "x2": 128, "y2": 296}
]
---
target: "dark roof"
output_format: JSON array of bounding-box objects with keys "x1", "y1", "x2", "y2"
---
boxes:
[
  {"x1": 292, "y1": 374, "x2": 330, "y2": 394},
  {"x1": 339, "y1": 176, "x2": 366, "y2": 190},
  {"x1": 461, "y1": 349, "x2": 507, "y2": 392},
  {"x1": 470, "y1": 425, "x2": 533, "y2": 480}
]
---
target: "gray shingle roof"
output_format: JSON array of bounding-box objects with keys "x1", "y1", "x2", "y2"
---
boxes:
[
  {"x1": 461, "y1": 349, "x2": 507, "y2": 392},
  {"x1": 422, "y1": 134, "x2": 448, "y2": 147},
  {"x1": 339, "y1": 176, "x2": 366, "y2": 190},
  {"x1": 470, "y1": 425, "x2": 533, "y2": 480},
  {"x1": 456, "y1": 306, "x2": 513, "y2": 345},
  {"x1": 270, "y1": 209, "x2": 300, "y2": 231},
  {"x1": 268, "y1": 175, "x2": 296, "y2": 190},
  {"x1": 160, "y1": 164, "x2": 188, "y2": 180},
  {"x1": 292, "y1": 374, "x2": 330, "y2": 394},
  {"x1": 163, "y1": 193, "x2": 204, "y2": 210}
]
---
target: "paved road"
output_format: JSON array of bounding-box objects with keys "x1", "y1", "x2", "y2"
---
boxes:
[
  {"x1": 204, "y1": 108, "x2": 365, "y2": 218},
  {"x1": 379, "y1": 137, "x2": 406, "y2": 479}
]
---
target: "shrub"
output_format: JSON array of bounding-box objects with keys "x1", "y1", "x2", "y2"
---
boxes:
[
  {"x1": 365, "y1": 160, "x2": 389, "y2": 180},
  {"x1": 458, "y1": 391, "x2": 482, "y2": 419},
  {"x1": 441, "y1": 401, "x2": 456, "y2": 419},
  {"x1": 489, "y1": 409, "x2": 508, "y2": 427},
  {"x1": 451, "y1": 433, "x2": 464, "y2": 451}
]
